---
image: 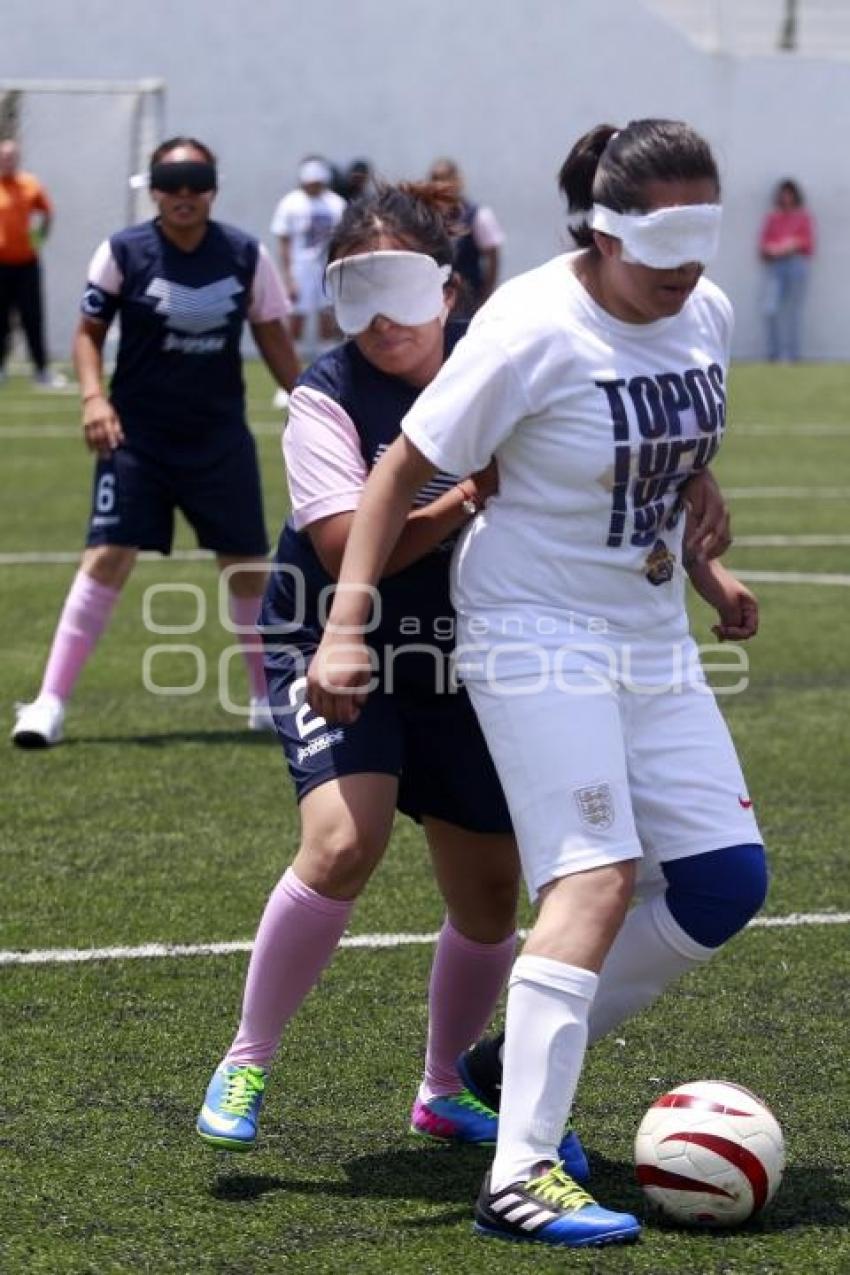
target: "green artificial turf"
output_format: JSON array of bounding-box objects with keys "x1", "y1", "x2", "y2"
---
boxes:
[{"x1": 1, "y1": 362, "x2": 848, "y2": 1273}]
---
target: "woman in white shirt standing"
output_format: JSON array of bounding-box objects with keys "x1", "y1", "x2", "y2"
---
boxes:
[
  {"x1": 308, "y1": 119, "x2": 768, "y2": 1250},
  {"x1": 271, "y1": 156, "x2": 347, "y2": 350}
]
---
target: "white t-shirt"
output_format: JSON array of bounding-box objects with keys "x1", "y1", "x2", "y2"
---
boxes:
[
  {"x1": 270, "y1": 187, "x2": 347, "y2": 266},
  {"x1": 402, "y1": 253, "x2": 732, "y2": 676},
  {"x1": 471, "y1": 205, "x2": 505, "y2": 251}
]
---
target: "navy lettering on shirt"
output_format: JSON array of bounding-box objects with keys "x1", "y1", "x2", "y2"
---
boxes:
[
  {"x1": 596, "y1": 363, "x2": 725, "y2": 549},
  {"x1": 304, "y1": 208, "x2": 336, "y2": 251}
]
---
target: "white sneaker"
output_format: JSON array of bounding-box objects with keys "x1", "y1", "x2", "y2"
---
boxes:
[
  {"x1": 272, "y1": 387, "x2": 289, "y2": 410},
  {"x1": 11, "y1": 693, "x2": 66, "y2": 748},
  {"x1": 248, "y1": 696, "x2": 276, "y2": 733},
  {"x1": 33, "y1": 369, "x2": 69, "y2": 390}
]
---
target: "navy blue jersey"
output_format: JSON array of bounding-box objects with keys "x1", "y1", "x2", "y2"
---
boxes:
[
  {"x1": 80, "y1": 219, "x2": 258, "y2": 459},
  {"x1": 265, "y1": 323, "x2": 468, "y2": 688},
  {"x1": 452, "y1": 200, "x2": 483, "y2": 302}
]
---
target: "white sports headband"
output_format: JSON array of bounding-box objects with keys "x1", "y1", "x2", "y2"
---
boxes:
[
  {"x1": 589, "y1": 202, "x2": 722, "y2": 268},
  {"x1": 325, "y1": 250, "x2": 452, "y2": 335}
]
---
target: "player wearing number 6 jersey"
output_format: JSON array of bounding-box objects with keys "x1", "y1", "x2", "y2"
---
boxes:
[
  {"x1": 308, "y1": 120, "x2": 767, "y2": 1250},
  {"x1": 11, "y1": 137, "x2": 299, "y2": 749}
]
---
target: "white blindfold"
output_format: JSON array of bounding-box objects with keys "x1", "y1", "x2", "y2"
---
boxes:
[
  {"x1": 589, "y1": 202, "x2": 722, "y2": 268},
  {"x1": 325, "y1": 250, "x2": 452, "y2": 335}
]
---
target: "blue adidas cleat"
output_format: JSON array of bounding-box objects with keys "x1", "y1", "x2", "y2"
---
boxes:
[
  {"x1": 196, "y1": 1063, "x2": 267, "y2": 1150},
  {"x1": 457, "y1": 1034, "x2": 591, "y2": 1183},
  {"x1": 474, "y1": 1161, "x2": 640, "y2": 1248}
]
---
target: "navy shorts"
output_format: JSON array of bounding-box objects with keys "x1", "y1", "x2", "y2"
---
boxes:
[
  {"x1": 85, "y1": 431, "x2": 268, "y2": 556},
  {"x1": 264, "y1": 643, "x2": 513, "y2": 835}
]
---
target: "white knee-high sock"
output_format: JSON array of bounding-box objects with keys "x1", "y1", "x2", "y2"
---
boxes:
[
  {"x1": 587, "y1": 892, "x2": 713, "y2": 1046},
  {"x1": 491, "y1": 954, "x2": 598, "y2": 1191}
]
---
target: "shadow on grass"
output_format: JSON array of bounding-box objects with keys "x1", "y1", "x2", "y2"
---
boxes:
[
  {"x1": 569, "y1": 1154, "x2": 850, "y2": 1237},
  {"x1": 211, "y1": 1142, "x2": 488, "y2": 1213},
  {"x1": 210, "y1": 1149, "x2": 850, "y2": 1236}
]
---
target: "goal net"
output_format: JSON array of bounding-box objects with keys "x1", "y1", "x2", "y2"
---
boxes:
[{"x1": 0, "y1": 78, "x2": 166, "y2": 366}]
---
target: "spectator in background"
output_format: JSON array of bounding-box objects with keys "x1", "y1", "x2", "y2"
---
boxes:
[
  {"x1": 759, "y1": 179, "x2": 815, "y2": 363},
  {"x1": 341, "y1": 158, "x2": 375, "y2": 202},
  {"x1": 0, "y1": 139, "x2": 65, "y2": 387},
  {"x1": 270, "y1": 156, "x2": 346, "y2": 355},
  {"x1": 428, "y1": 157, "x2": 504, "y2": 317}
]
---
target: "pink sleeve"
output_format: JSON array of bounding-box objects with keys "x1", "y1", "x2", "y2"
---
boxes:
[
  {"x1": 248, "y1": 244, "x2": 292, "y2": 321},
  {"x1": 87, "y1": 240, "x2": 123, "y2": 292},
  {"x1": 759, "y1": 212, "x2": 777, "y2": 252},
  {"x1": 472, "y1": 206, "x2": 505, "y2": 250},
  {"x1": 282, "y1": 386, "x2": 367, "y2": 530},
  {"x1": 799, "y1": 211, "x2": 815, "y2": 256}
]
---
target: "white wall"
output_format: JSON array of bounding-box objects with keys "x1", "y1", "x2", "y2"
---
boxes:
[{"x1": 1, "y1": 0, "x2": 846, "y2": 360}]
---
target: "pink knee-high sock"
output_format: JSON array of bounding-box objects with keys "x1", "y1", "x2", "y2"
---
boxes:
[
  {"x1": 229, "y1": 592, "x2": 268, "y2": 700},
  {"x1": 225, "y1": 867, "x2": 354, "y2": 1067},
  {"x1": 419, "y1": 919, "x2": 517, "y2": 1102},
  {"x1": 40, "y1": 569, "x2": 121, "y2": 702}
]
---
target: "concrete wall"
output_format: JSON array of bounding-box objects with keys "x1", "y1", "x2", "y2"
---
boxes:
[{"x1": 1, "y1": 0, "x2": 846, "y2": 361}]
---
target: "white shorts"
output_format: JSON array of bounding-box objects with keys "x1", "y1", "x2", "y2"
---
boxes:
[
  {"x1": 291, "y1": 259, "x2": 331, "y2": 317},
  {"x1": 465, "y1": 669, "x2": 762, "y2": 902}
]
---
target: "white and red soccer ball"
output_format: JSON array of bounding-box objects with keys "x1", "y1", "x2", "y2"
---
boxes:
[{"x1": 634, "y1": 1080, "x2": 785, "y2": 1227}]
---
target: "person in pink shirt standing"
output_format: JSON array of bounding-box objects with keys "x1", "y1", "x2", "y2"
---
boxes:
[{"x1": 759, "y1": 179, "x2": 815, "y2": 362}]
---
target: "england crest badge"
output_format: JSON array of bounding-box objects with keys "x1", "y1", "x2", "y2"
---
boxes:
[{"x1": 574, "y1": 782, "x2": 615, "y2": 831}]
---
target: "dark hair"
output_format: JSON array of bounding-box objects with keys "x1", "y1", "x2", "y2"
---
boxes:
[
  {"x1": 150, "y1": 136, "x2": 217, "y2": 167},
  {"x1": 327, "y1": 180, "x2": 458, "y2": 266},
  {"x1": 776, "y1": 178, "x2": 804, "y2": 207},
  {"x1": 558, "y1": 119, "x2": 720, "y2": 248},
  {"x1": 428, "y1": 156, "x2": 460, "y2": 182}
]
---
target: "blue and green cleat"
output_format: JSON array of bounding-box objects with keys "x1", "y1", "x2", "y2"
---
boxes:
[
  {"x1": 196, "y1": 1063, "x2": 267, "y2": 1150},
  {"x1": 411, "y1": 1091, "x2": 500, "y2": 1144},
  {"x1": 411, "y1": 1090, "x2": 590, "y2": 1183}
]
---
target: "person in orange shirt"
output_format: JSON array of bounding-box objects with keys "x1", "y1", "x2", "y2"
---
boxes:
[{"x1": 0, "y1": 139, "x2": 64, "y2": 386}]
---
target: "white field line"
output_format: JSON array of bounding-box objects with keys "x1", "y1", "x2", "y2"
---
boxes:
[
  {"x1": 734, "y1": 534, "x2": 850, "y2": 547},
  {"x1": 0, "y1": 420, "x2": 283, "y2": 438},
  {"x1": 2, "y1": 420, "x2": 849, "y2": 443},
  {"x1": 2, "y1": 912, "x2": 848, "y2": 968},
  {"x1": 0, "y1": 549, "x2": 214, "y2": 565},
  {"x1": 1, "y1": 536, "x2": 849, "y2": 568},
  {"x1": 1, "y1": 552, "x2": 847, "y2": 587},
  {"x1": 735, "y1": 570, "x2": 850, "y2": 586},
  {"x1": 735, "y1": 424, "x2": 850, "y2": 438},
  {"x1": 2, "y1": 413, "x2": 848, "y2": 437},
  {"x1": 0, "y1": 425, "x2": 81, "y2": 438},
  {"x1": 724, "y1": 487, "x2": 850, "y2": 499}
]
